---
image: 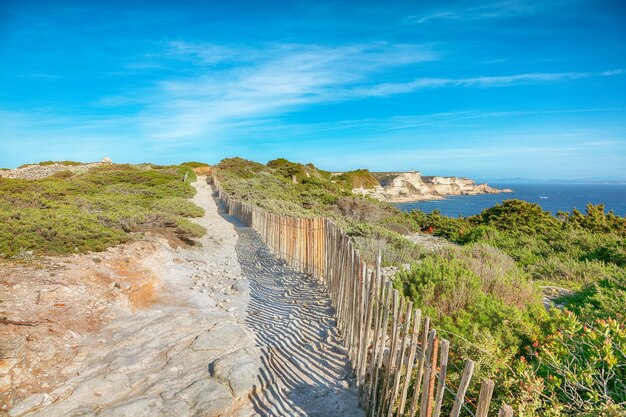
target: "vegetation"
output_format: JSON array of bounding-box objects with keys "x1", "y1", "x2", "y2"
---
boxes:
[
  {"x1": 181, "y1": 161, "x2": 210, "y2": 168},
  {"x1": 334, "y1": 169, "x2": 380, "y2": 191},
  {"x1": 18, "y1": 160, "x2": 83, "y2": 168},
  {"x1": 394, "y1": 200, "x2": 626, "y2": 414},
  {"x1": 0, "y1": 163, "x2": 205, "y2": 258},
  {"x1": 215, "y1": 157, "x2": 422, "y2": 264},
  {"x1": 216, "y1": 157, "x2": 626, "y2": 415}
]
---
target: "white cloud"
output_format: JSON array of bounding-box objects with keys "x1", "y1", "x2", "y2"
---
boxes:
[
  {"x1": 126, "y1": 43, "x2": 436, "y2": 140},
  {"x1": 101, "y1": 42, "x2": 621, "y2": 142},
  {"x1": 352, "y1": 70, "x2": 623, "y2": 96},
  {"x1": 408, "y1": 0, "x2": 549, "y2": 24}
]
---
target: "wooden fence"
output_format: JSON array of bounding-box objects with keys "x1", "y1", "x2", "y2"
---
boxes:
[{"x1": 213, "y1": 176, "x2": 513, "y2": 417}]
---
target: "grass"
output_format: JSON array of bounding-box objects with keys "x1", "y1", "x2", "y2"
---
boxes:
[{"x1": 0, "y1": 163, "x2": 205, "y2": 258}]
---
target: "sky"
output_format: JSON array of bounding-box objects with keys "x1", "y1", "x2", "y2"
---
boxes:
[{"x1": 0, "y1": 0, "x2": 625, "y2": 179}]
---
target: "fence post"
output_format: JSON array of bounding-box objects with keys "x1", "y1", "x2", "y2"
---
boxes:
[
  {"x1": 409, "y1": 316, "x2": 430, "y2": 417},
  {"x1": 397, "y1": 309, "x2": 422, "y2": 416},
  {"x1": 476, "y1": 379, "x2": 495, "y2": 417},
  {"x1": 432, "y1": 339, "x2": 450, "y2": 417},
  {"x1": 450, "y1": 360, "x2": 475, "y2": 417}
]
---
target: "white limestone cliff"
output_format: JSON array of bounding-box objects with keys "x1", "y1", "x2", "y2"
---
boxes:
[{"x1": 352, "y1": 171, "x2": 511, "y2": 203}]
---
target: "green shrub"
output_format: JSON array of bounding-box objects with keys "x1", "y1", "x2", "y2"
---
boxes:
[
  {"x1": 0, "y1": 164, "x2": 205, "y2": 258},
  {"x1": 181, "y1": 161, "x2": 210, "y2": 168},
  {"x1": 334, "y1": 169, "x2": 380, "y2": 191},
  {"x1": 523, "y1": 311, "x2": 626, "y2": 414},
  {"x1": 558, "y1": 273, "x2": 626, "y2": 322}
]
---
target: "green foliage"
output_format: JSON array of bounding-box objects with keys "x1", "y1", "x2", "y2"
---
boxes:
[
  {"x1": 406, "y1": 198, "x2": 626, "y2": 414},
  {"x1": 411, "y1": 200, "x2": 626, "y2": 287},
  {"x1": 517, "y1": 312, "x2": 626, "y2": 415},
  {"x1": 558, "y1": 273, "x2": 626, "y2": 323},
  {"x1": 181, "y1": 161, "x2": 210, "y2": 168},
  {"x1": 475, "y1": 199, "x2": 561, "y2": 235},
  {"x1": 215, "y1": 157, "x2": 417, "y2": 263},
  {"x1": 0, "y1": 164, "x2": 205, "y2": 258},
  {"x1": 394, "y1": 246, "x2": 543, "y2": 349},
  {"x1": 334, "y1": 169, "x2": 380, "y2": 191},
  {"x1": 18, "y1": 160, "x2": 83, "y2": 168},
  {"x1": 564, "y1": 204, "x2": 626, "y2": 236},
  {"x1": 216, "y1": 156, "x2": 626, "y2": 415},
  {"x1": 218, "y1": 157, "x2": 269, "y2": 179}
]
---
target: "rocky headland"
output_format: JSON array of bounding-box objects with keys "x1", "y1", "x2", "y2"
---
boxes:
[{"x1": 352, "y1": 171, "x2": 512, "y2": 203}]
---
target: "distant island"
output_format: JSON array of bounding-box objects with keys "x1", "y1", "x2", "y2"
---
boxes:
[{"x1": 350, "y1": 170, "x2": 512, "y2": 202}]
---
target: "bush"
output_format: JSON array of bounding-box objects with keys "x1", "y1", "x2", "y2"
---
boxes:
[
  {"x1": 334, "y1": 169, "x2": 380, "y2": 191},
  {"x1": 181, "y1": 161, "x2": 210, "y2": 168},
  {"x1": 0, "y1": 164, "x2": 206, "y2": 257},
  {"x1": 525, "y1": 311, "x2": 626, "y2": 414}
]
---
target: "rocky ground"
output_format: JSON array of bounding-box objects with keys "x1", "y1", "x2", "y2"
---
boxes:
[
  {"x1": 3, "y1": 177, "x2": 362, "y2": 417},
  {"x1": 0, "y1": 161, "x2": 110, "y2": 180},
  {"x1": 404, "y1": 233, "x2": 451, "y2": 252}
]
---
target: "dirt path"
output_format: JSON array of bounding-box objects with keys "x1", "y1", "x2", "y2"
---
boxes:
[
  {"x1": 8, "y1": 177, "x2": 362, "y2": 417},
  {"x1": 233, "y1": 225, "x2": 362, "y2": 417}
]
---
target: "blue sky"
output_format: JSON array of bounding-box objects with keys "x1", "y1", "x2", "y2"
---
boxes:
[{"x1": 0, "y1": 0, "x2": 625, "y2": 178}]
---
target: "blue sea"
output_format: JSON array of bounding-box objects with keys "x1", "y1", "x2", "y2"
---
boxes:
[{"x1": 394, "y1": 183, "x2": 626, "y2": 217}]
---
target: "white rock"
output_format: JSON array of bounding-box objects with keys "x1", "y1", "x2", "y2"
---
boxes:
[{"x1": 9, "y1": 393, "x2": 47, "y2": 417}]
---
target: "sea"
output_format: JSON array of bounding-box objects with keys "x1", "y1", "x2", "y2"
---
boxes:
[{"x1": 394, "y1": 183, "x2": 626, "y2": 217}]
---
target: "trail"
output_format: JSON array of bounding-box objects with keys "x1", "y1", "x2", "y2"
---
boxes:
[{"x1": 9, "y1": 177, "x2": 362, "y2": 417}]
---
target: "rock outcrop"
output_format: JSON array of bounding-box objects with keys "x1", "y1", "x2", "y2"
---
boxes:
[{"x1": 352, "y1": 171, "x2": 511, "y2": 202}]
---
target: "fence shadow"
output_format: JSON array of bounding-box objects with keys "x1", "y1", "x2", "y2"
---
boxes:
[{"x1": 213, "y1": 189, "x2": 363, "y2": 417}]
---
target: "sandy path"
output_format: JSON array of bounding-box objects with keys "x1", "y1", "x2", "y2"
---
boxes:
[
  {"x1": 232, "y1": 223, "x2": 363, "y2": 417},
  {"x1": 9, "y1": 177, "x2": 362, "y2": 417}
]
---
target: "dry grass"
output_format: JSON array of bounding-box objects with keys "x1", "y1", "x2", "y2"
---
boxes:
[{"x1": 193, "y1": 166, "x2": 213, "y2": 176}]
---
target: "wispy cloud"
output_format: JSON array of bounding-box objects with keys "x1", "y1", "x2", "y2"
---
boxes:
[
  {"x1": 118, "y1": 43, "x2": 437, "y2": 140},
  {"x1": 95, "y1": 41, "x2": 622, "y2": 142},
  {"x1": 353, "y1": 70, "x2": 623, "y2": 96},
  {"x1": 408, "y1": 0, "x2": 549, "y2": 24}
]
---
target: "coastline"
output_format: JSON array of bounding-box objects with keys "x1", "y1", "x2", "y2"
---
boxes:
[{"x1": 385, "y1": 188, "x2": 513, "y2": 203}]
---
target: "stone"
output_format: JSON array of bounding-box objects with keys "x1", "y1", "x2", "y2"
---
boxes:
[
  {"x1": 170, "y1": 378, "x2": 233, "y2": 417},
  {"x1": 209, "y1": 348, "x2": 263, "y2": 398},
  {"x1": 9, "y1": 393, "x2": 47, "y2": 417},
  {"x1": 68, "y1": 374, "x2": 130, "y2": 406},
  {"x1": 191, "y1": 322, "x2": 253, "y2": 353},
  {"x1": 231, "y1": 281, "x2": 249, "y2": 294},
  {"x1": 97, "y1": 397, "x2": 163, "y2": 417}
]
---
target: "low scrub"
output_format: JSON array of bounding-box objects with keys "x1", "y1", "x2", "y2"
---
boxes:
[
  {"x1": 0, "y1": 164, "x2": 205, "y2": 258},
  {"x1": 215, "y1": 157, "x2": 418, "y2": 263},
  {"x1": 215, "y1": 157, "x2": 626, "y2": 415}
]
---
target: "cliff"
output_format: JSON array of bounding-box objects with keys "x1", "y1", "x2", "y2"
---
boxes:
[{"x1": 352, "y1": 171, "x2": 511, "y2": 202}]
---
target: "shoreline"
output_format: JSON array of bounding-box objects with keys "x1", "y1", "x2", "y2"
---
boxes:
[{"x1": 383, "y1": 189, "x2": 513, "y2": 204}]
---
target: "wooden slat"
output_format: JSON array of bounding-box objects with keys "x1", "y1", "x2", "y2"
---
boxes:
[
  {"x1": 432, "y1": 339, "x2": 450, "y2": 417},
  {"x1": 450, "y1": 360, "x2": 475, "y2": 417},
  {"x1": 387, "y1": 301, "x2": 413, "y2": 417},
  {"x1": 397, "y1": 309, "x2": 422, "y2": 417},
  {"x1": 409, "y1": 316, "x2": 431, "y2": 417},
  {"x1": 419, "y1": 330, "x2": 437, "y2": 417},
  {"x1": 371, "y1": 282, "x2": 393, "y2": 416},
  {"x1": 476, "y1": 379, "x2": 495, "y2": 417}
]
